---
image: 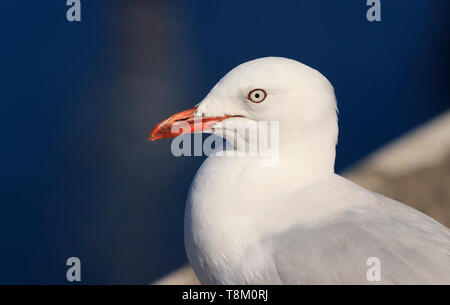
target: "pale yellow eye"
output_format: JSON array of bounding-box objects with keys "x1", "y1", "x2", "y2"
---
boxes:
[{"x1": 247, "y1": 89, "x2": 267, "y2": 103}]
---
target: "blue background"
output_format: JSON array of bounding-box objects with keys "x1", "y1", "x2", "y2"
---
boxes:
[{"x1": 0, "y1": 1, "x2": 448, "y2": 283}]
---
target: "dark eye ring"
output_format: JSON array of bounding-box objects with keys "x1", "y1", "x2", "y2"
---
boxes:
[{"x1": 247, "y1": 89, "x2": 267, "y2": 103}]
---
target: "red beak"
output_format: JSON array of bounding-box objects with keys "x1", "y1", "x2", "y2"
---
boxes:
[{"x1": 148, "y1": 106, "x2": 239, "y2": 141}]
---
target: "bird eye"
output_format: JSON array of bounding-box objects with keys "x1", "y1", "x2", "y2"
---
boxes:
[{"x1": 247, "y1": 89, "x2": 267, "y2": 103}]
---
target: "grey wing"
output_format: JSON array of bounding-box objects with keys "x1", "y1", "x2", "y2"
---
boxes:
[{"x1": 269, "y1": 195, "x2": 450, "y2": 284}]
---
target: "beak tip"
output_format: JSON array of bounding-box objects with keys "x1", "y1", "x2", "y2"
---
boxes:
[
  {"x1": 147, "y1": 106, "x2": 202, "y2": 142},
  {"x1": 148, "y1": 133, "x2": 158, "y2": 142}
]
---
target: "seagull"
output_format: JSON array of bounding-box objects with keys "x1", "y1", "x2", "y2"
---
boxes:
[{"x1": 149, "y1": 57, "x2": 450, "y2": 284}]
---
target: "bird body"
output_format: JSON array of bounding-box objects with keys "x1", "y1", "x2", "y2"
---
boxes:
[
  {"x1": 186, "y1": 169, "x2": 450, "y2": 284},
  {"x1": 150, "y1": 57, "x2": 450, "y2": 284}
]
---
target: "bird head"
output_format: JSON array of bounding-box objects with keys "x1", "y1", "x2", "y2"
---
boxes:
[{"x1": 149, "y1": 57, "x2": 338, "y2": 151}]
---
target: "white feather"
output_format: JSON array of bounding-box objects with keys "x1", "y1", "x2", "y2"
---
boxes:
[{"x1": 183, "y1": 57, "x2": 450, "y2": 284}]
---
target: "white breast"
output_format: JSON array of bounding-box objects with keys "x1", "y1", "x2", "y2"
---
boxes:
[{"x1": 183, "y1": 153, "x2": 357, "y2": 284}]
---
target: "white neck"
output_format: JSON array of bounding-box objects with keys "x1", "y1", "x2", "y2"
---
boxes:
[{"x1": 184, "y1": 121, "x2": 337, "y2": 283}]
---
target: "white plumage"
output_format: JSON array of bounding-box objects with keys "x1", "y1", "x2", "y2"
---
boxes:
[{"x1": 152, "y1": 57, "x2": 450, "y2": 284}]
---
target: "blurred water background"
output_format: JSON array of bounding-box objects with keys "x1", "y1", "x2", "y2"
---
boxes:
[{"x1": 0, "y1": 1, "x2": 448, "y2": 283}]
